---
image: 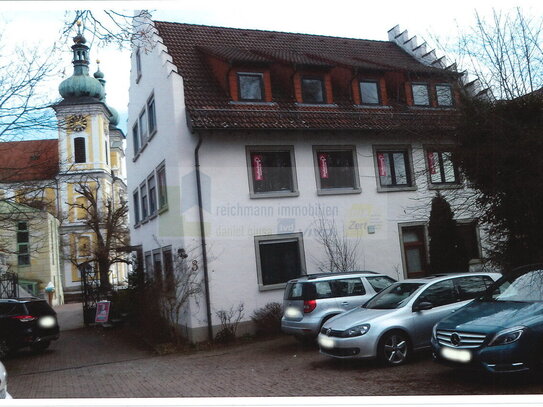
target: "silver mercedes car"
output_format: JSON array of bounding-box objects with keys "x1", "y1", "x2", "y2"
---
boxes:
[{"x1": 318, "y1": 272, "x2": 501, "y2": 366}]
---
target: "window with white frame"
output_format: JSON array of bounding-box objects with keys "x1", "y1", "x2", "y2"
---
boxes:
[
  {"x1": 247, "y1": 146, "x2": 298, "y2": 197},
  {"x1": 255, "y1": 233, "x2": 306, "y2": 289},
  {"x1": 375, "y1": 148, "x2": 414, "y2": 189},
  {"x1": 135, "y1": 47, "x2": 142, "y2": 82},
  {"x1": 359, "y1": 80, "x2": 380, "y2": 105},
  {"x1": 157, "y1": 164, "x2": 168, "y2": 210},
  {"x1": 412, "y1": 83, "x2": 430, "y2": 106},
  {"x1": 17, "y1": 221, "x2": 30, "y2": 266},
  {"x1": 148, "y1": 174, "x2": 157, "y2": 216},
  {"x1": 237, "y1": 73, "x2": 264, "y2": 101},
  {"x1": 140, "y1": 183, "x2": 148, "y2": 220},
  {"x1": 314, "y1": 146, "x2": 360, "y2": 193},
  {"x1": 426, "y1": 150, "x2": 459, "y2": 185},
  {"x1": 133, "y1": 190, "x2": 140, "y2": 224}
]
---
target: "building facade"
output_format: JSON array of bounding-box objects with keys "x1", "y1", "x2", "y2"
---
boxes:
[{"x1": 127, "y1": 17, "x2": 484, "y2": 341}]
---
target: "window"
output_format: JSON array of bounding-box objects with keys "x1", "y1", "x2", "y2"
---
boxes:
[
  {"x1": 456, "y1": 221, "x2": 480, "y2": 261},
  {"x1": 139, "y1": 109, "x2": 148, "y2": 145},
  {"x1": 147, "y1": 96, "x2": 156, "y2": 135},
  {"x1": 78, "y1": 235, "x2": 91, "y2": 258},
  {"x1": 416, "y1": 279, "x2": 456, "y2": 307},
  {"x1": 74, "y1": 137, "x2": 86, "y2": 163},
  {"x1": 17, "y1": 221, "x2": 30, "y2": 266},
  {"x1": 366, "y1": 276, "x2": 396, "y2": 293},
  {"x1": 140, "y1": 183, "x2": 148, "y2": 220},
  {"x1": 153, "y1": 250, "x2": 163, "y2": 285},
  {"x1": 255, "y1": 233, "x2": 306, "y2": 289},
  {"x1": 359, "y1": 81, "x2": 380, "y2": 105},
  {"x1": 148, "y1": 175, "x2": 157, "y2": 215},
  {"x1": 162, "y1": 247, "x2": 174, "y2": 291},
  {"x1": 301, "y1": 77, "x2": 325, "y2": 104},
  {"x1": 455, "y1": 276, "x2": 493, "y2": 302},
  {"x1": 247, "y1": 147, "x2": 298, "y2": 197},
  {"x1": 331, "y1": 278, "x2": 366, "y2": 297},
  {"x1": 314, "y1": 147, "x2": 360, "y2": 193},
  {"x1": 426, "y1": 150, "x2": 459, "y2": 185},
  {"x1": 157, "y1": 164, "x2": 168, "y2": 209},
  {"x1": 105, "y1": 141, "x2": 109, "y2": 165},
  {"x1": 237, "y1": 73, "x2": 264, "y2": 101},
  {"x1": 135, "y1": 47, "x2": 142, "y2": 81},
  {"x1": 75, "y1": 196, "x2": 88, "y2": 220},
  {"x1": 144, "y1": 252, "x2": 153, "y2": 276},
  {"x1": 401, "y1": 225, "x2": 427, "y2": 278},
  {"x1": 412, "y1": 83, "x2": 430, "y2": 106},
  {"x1": 436, "y1": 84, "x2": 453, "y2": 107},
  {"x1": 132, "y1": 123, "x2": 140, "y2": 154},
  {"x1": 133, "y1": 190, "x2": 140, "y2": 224},
  {"x1": 375, "y1": 149, "x2": 413, "y2": 188}
]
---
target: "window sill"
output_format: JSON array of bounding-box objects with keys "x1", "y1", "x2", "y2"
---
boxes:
[
  {"x1": 258, "y1": 282, "x2": 287, "y2": 292},
  {"x1": 376, "y1": 185, "x2": 417, "y2": 193},
  {"x1": 409, "y1": 106, "x2": 456, "y2": 111},
  {"x1": 317, "y1": 188, "x2": 362, "y2": 196},
  {"x1": 158, "y1": 205, "x2": 169, "y2": 215},
  {"x1": 17, "y1": 264, "x2": 31, "y2": 268},
  {"x1": 148, "y1": 213, "x2": 158, "y2": 221},
  {"x1": 428, "y1": 183, "x2": 463, "y2": 190},
  {"x1": 230, "y1": 101, "x2": 277, "y2": 106},
  {"x1": 250, "y1": 191, "x2": 299, "y2": 199},
  {"x1": 295, "y1": 103, "x2": 338, "y2": 108},
  {"x1": 148, "y1": 129, "x2": 157, "y2": 141},
  {"x1": 355, "y1": 104, "x2": 392, "y2": 109},
  {"x1": 141, "y1": 218, "x2": 149, "y2": 225},
  {"x1": 134, "y1": 223, "x2": 141, "y2": 229}
]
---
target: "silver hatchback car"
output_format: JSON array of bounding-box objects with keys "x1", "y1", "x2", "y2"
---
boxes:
[
  {"x1": 281, "y1": 271, "x2": 396, "y2": 339},
  {"x1": 318, "y1": 272, "x2": 501, "y2": 365}
]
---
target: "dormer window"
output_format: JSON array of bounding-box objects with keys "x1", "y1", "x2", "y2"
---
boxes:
[
  {"x1": 436, "y1": 84, "x2": 453, "y2": 107},
  {"x1": 412, "y1": 83, "x2": 430, "y2": 106},
  {"x1": 237, "y1": 73, "x2": 264, "y2": 101},
  {"x1": 301, "y1": 76, "x2": 326, "y2": 104},
  {"x1": 359, "y1": 80, "x2": 380, "y2": 105}
]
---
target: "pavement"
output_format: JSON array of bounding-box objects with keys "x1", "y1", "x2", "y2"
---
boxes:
[{"x1": 4, "y1": 326, "x2": 543, "y2": 399}]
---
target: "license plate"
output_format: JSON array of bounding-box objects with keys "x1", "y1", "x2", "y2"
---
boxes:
[
  {"x1": 318, "y1": 335, "x2": 334, "y2": 349},
  {"x1": 284, "y1": 307, "x2": 302, "y2": 319},
  {"x1": 441, "y1": 347, "x2": 471, "y2": 363}
]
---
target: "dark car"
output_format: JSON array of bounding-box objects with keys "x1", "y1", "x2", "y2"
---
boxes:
[
  {"x1": 0, "y1": 298, "x2": 60, "y2": 358},
  {"x1": 432, "y1": 265, "x2": 543, "y2": 373}
]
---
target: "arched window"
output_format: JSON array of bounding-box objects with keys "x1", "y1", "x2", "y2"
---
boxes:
[{"x1": 74, "y1": 137, "x2": 86, "y2": 163}]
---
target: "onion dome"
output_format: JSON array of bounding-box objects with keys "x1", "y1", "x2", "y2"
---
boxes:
[
  {"x1": 93, "y1": 60, "x2": 119, "y2": 127},
  {"x1": 58, "y1": 21, "x2": 105, "y2": 100}
]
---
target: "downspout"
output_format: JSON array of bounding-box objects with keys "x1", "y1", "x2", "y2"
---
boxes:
[{"x1": 194, "y1": 132, "x2": 213, "y2": 342}]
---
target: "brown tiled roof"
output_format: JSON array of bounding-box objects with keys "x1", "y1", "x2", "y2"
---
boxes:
[
  {"x1": 154, "y1": 21, "x2": 459, "y2": 132},
  {"x1": 0, "y1": 139, "x2": 59, "y2": 182}
]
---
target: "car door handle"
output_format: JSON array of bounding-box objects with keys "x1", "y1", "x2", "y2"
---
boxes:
[{"x1": 341, "y1": 302, "x2": 349, "y2": 306}]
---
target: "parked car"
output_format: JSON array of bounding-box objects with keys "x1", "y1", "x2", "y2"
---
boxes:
[
  {"x1": 318, "y1": 272, "x2": 501, "y2": 366},
  {"x1": 0, "y1": 298, "x2": 60, "y2": 358},
  {"x1": 0, "y1": 361, "x2": 11, "y2": 399},
  {"x1": 281, "y1": 271, "x2": 396, "y2": 339},
  {"x1": 432, "y1": 265, "x2": 543, "y2": 373}
]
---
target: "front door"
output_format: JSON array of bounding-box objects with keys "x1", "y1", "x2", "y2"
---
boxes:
[{"x1": 401, "y1": 225, "x2": 428, "y2": 278}]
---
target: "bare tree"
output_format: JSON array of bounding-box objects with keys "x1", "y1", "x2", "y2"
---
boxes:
[
  {"x1": 64, "y1": 177, "x2": 129, "y2": 293},
  {"x1": 63, "y1": 10, "x2": 154, "y2": 49},
  {"x1": 313, "y1": 211, "x2": 361, "y2": 273}
]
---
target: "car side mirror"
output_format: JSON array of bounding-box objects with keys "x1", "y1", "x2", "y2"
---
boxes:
[{"x1": 413, "y1": 301, "x2": 433, "y2": 312}]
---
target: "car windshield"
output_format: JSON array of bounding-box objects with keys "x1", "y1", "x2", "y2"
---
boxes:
[
  {"x1": 483, "y1": 268, "x2": 543, "y2": 302},
  {"x1": 364, "y1": 282, "x2": 424, "y2": 309}
]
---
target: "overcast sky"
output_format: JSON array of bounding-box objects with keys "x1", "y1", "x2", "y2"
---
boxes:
[{"x1": 2, "y1": 1, "x2": 542, "y2": 136}]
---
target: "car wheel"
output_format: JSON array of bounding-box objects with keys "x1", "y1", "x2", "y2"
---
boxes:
[
  {"x1": 378, "y1": 331, "x2": 410, "y2": 366},
  {"x1": 31, "y1": 340, "x2": 50, "y2": 353},
  {"x1": 0, "y1": 339, "x2": 10, "y2": 360}
]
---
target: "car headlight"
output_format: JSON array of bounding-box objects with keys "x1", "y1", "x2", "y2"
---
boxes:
[
  {"x1": 343, "y1": 324, "x2": 370, "y2": 337},
  {"x1": 488, "y1": 326, "x2": 525, "y2": 346}
]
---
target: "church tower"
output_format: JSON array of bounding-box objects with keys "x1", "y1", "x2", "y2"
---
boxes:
[{"x1": 53, "y1": 22, "x2": 127, "y2": 295}]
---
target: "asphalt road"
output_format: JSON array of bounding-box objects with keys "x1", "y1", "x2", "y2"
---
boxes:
[{"x1": 3, "y1": 326, "x2": 543, "y2": 399}]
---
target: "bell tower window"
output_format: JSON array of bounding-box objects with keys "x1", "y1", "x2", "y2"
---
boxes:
[{"x1": 74, "y1": 137, "x2": 86, "y2": 163}]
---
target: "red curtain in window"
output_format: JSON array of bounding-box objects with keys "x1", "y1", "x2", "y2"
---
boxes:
[
  {"x1": 318, "y1": 153, "x2": 329, "y2": 179},
  {"x1": 252, "y1": 154, "x2": 264, "y2": 181}
]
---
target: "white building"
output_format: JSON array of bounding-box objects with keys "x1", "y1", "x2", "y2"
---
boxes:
[{"x1": 127, "y1": 18, "x2": 483, "y2": 342}]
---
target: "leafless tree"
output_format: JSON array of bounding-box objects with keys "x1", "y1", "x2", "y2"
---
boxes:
[
  {"x1": 64, "y1": 177, "x2": 129, "y2": 293},
  {"x1": 156, "y1": 250, "x2": 203, "y2": 344},
  {"x1": 313, "y1": 211, "x2": 361, "y2": 273},
  {"x1": 63, "y1": 10, "x2": 154, "y2": 49}
]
